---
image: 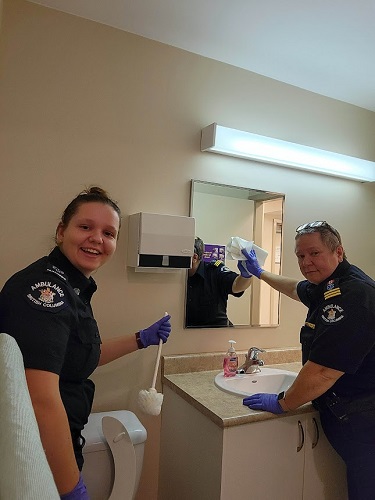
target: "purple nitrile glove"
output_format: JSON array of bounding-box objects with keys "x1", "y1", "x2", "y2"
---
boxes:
[
  {"x1": 139, "y1": 314, "x2": 171, "y2": 348},
  {"x1": 60, "y1": 474, "x2": 89, "y2": 500},
  {"x1": 243, "y1": 393, "x2": 284, "y2": 414},
  {"x1": 237, "y1": 259, "x2": 253, "y2": 278},
  {"x1": 237, "y1": 248, "x2": 263, "y2": 279}
]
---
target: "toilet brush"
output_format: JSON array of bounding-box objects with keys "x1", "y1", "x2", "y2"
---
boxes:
[{"x1": 137, "y1": 313, "x2": 167, "y2": 416}]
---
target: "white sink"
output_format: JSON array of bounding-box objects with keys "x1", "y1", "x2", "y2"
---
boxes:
[{"x1": 214, "y1": 367, "x2": 297, "y2": 397}]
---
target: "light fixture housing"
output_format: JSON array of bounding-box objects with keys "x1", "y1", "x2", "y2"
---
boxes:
[{"x1": 201, "y1": 123, "x2": 375, "y2": 183}]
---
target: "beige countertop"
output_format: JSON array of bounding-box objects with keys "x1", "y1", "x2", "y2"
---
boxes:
[{"x1": 162, "y1": 349, "x2": 314, "y2": 428}]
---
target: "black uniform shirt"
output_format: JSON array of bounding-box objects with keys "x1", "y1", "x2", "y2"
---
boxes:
[
  {"x1": 186, "y1": 260, "x2": 243, "y2": 327},
  {"x1": 297, "y1": 259, "x2": 375, "y2": 397},
  {"x1": 0, "y1": 246, "x2": 101, "y2": 433}
]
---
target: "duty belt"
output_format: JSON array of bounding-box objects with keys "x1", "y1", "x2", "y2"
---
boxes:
[{"x1": 313, "y1": 391, "x2": 375, "y2": 422}]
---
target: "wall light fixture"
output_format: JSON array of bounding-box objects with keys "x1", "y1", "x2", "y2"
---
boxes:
[{"x1": 201, "y1": 123, "x2": 375, "y2": 183}]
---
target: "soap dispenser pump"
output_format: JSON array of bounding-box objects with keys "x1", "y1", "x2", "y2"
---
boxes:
[{"x1": 223, "y1": 340, "x2": 238, "y2": 378}]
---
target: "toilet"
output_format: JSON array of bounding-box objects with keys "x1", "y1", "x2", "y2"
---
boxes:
[{"x1": 81, "y1": 410, "x2": 147, "y2": 500}]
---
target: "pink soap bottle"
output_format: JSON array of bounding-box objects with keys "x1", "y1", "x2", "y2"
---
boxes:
[{"x1": 223, "y1": 340, "x2": 238, "y2": 377}]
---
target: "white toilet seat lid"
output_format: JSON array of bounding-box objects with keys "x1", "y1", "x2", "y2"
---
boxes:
[{"x1": 82, "y1": 410, "x2": 147, "y2": 453}]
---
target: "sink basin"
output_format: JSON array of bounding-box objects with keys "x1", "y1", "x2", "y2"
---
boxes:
[{"x1": 214, "y1": 367, "x2": 297, "y2": 397}]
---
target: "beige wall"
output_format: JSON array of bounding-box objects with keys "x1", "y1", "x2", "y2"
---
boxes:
[{"x1": 1, "y1": 1, "x2": 375, "y2": 498}]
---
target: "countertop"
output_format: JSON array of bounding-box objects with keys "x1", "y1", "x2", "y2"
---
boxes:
[{"x1": 162, "y1": 349, "x2": 315, "y2": 428}]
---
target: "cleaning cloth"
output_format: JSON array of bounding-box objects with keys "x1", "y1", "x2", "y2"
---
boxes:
[{"x1": 226, "y1": 236, "x2": 268, "y2": 266}]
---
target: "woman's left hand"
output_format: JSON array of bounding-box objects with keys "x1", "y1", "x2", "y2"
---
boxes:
[
  {"x1": 139, "y1": 315, "x2": 171, "y2": 347},
  {"x1": 60, "y1": 474, "x2": 89, "y2": 499},
  {"x1": 243, "y1": 393, "x2": 285, "y2": 414}
]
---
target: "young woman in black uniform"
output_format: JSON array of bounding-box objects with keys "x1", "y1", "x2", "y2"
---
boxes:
[
  {"x1": 0, "y1": 187, "x2": 171, "y2": 500},
  {"x1": 240, "y1": 221, "x2": 375, "y2": 500}
]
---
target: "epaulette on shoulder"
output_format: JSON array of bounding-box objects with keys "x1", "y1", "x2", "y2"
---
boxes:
[
  {"x1": 323, "y1": 278, "x2": 341, "y2": 301},
  {"x1": 46, "y1": 265, "x2": 67, "y2": 282}
]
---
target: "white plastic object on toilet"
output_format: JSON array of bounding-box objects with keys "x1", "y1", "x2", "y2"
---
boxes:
[
  {"x1": 102, "y1": 416, "x2": 136, "y2": 500},
  {"x1": 81, "y1": 410, "x2": 147, "y2": 500}
]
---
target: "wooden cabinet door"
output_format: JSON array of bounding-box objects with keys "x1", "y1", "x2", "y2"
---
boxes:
[
  {"x1": 303, "y1": 413, "x2": 348, "y2": 500},
  {"x1": 222, "y1": 415, "x2": 305, "y2": 499}
]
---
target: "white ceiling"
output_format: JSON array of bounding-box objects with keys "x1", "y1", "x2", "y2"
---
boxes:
[{"x1": 29, "y1": 0, "x2": 375, "y2": 111}]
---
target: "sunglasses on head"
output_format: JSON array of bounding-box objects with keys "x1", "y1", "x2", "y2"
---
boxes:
[
  {"x1": 296, "y1": 221, "x2": 329, "y2": 232},
  {"x1": 296, "y1": 221, "x2": 341, "y2": 243}
]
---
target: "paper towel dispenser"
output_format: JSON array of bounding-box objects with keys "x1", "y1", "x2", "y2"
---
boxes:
[{"x1": 127, "y1": 212, "x2": 195, "y2": 271}]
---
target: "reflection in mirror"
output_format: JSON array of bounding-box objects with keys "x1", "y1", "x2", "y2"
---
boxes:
[{"x1": 185, "y1": 180, "x2": 285, "y2": 329}]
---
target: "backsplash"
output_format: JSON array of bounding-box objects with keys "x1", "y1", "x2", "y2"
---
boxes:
[{"x1": 162, "y1": 347, "x2": 301, "y2": 375}]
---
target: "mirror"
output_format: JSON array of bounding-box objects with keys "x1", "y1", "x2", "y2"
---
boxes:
[{"x1": 185, "y1": 180, "x2": 285, "y2": 328}]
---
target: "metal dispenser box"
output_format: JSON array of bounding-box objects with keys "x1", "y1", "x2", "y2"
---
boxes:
[{"x1": 127, "y1": 212, "x2": 195, "y2": 271}]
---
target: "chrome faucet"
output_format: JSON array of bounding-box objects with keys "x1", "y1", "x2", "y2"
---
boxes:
[{"x1": 236, "y1": 347, "x2": 265, "y2": 374}]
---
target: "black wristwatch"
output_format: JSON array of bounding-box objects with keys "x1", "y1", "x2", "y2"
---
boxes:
[
  {"x1": 277, "y1": 391, "x2": 285, "y2": 401},
  {"x1": 135, "y1": 331, "x2": 145, "y2": 349}
]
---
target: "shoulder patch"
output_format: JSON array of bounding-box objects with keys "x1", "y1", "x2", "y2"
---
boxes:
[
  {"x1": 208, "y1": 260, "x2": 232, "y2": 272},
  {"x1": 210, "y1": 259, "x2": 232, "y2": 272},
  {"x1": 219, "y1": 265, "x2": 232, "y2": 273},
  {"x1": 321, "y1": 303, "x2": 345, "y2": 324},
  {"x1": 24, "y1": 280, "x2": 68, "y2": 313}
]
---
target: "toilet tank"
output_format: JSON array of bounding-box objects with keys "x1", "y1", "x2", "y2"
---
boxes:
[{"x1": 81, "y1": 410, "x2": 147, "y2": 500}]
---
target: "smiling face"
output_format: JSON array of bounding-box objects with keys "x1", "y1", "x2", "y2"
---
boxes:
[
  {"x1": 56, "y1": 202, "x2": 120, "y2": 277},
  {"x1": 295, "y1": 232, "x2": 344, "y2": 285}
]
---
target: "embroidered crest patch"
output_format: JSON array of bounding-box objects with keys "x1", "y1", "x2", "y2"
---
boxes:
[
  {"x1": 219, "y1": 265, "x2": 231, "y2": 273},
  {"x1": 25, "y1": 280, "x2": 68, "y2": 312},
  {"x1": 321, "y1": 303, "x2": 345, "y2": 324}
]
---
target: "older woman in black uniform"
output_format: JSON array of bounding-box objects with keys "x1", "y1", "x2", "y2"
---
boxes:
[
  {"x1": 186, "y1": 237, "x2": 252, "y2": 327},
  {"x1": 240, "y1": 221, "x2": 375, "y2": 500},
  {"x1": 0, "y1": 187, "x2": 171, "y2": 500}
]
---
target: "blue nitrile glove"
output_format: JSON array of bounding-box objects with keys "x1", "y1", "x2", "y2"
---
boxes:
[
  {"x1": 139, "y1": 314, "x2": 171, "y2": 347},
  {"x1": 243, "y1": 393, "x2": 284, "y2": 414},
  {"x1": 237, "y1": 248, "x2": 263, "y2": 279},
  {"x1": 60, "y1": 474, "x2": 89, "y2": 500}
]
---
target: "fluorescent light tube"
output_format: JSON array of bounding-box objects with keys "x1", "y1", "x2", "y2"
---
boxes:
[{"x1": 201, "y1": 123, "x2": 375, "y2": 183}]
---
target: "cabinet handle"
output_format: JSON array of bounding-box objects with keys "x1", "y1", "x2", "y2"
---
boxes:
[
  {"x1": 311, "y1": 417, "x2": 320, "y2": 449},
  {"x1": 297, "y1": 420, "x2": 305, "y2": 452}
]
